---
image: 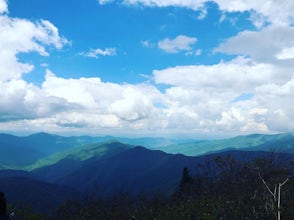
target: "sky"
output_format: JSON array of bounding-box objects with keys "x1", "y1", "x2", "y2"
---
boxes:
[{"x1": 0, "y1": 0, "x2": 294, "y2": 138}]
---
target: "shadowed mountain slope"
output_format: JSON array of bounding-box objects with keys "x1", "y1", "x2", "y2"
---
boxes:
[
  {"x1": 32, "y1": 145, "x2": 294, "y2": 199},
  {"x1": 0, "y1": 176, "x2": 78, "y2": 214}
]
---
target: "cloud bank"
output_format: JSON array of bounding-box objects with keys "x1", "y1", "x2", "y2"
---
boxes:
[{"x1": 1, "y1": 0, "x2": 294, "y2": 137}]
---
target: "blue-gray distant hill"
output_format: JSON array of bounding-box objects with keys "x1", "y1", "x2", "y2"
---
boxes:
[
  {"x1": 0, "y1": 132, "x2": 186, "y2": 169},
  {"x1": 154, "y1": 133, "x2": 294, "y2": 156},
  {"x1": 0, "y1": 132, "x2": 124, "y2": 169}
]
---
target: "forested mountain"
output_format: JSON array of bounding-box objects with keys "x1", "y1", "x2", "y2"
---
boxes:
[
  {"x1": 1, "y1": 132, "x2": 293, "y2": 170},
  {"x1": 30, "y1": 141, "x2": 133, "y2": 182},
  {"x1": 2, "y1": 146, "x2": 292, "y2": 219},
  {"x1": 0, "y1": 132, "x2": 293, "y2": 219}
]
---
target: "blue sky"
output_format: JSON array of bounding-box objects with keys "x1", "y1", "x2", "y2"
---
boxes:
[{"x1": 1, "y1": 0, "x2": 294, "y2": 138}]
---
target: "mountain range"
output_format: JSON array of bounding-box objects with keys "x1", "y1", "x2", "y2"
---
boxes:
[{"x1": 0, "y1": 132, "x2": 293, "y2": 214}]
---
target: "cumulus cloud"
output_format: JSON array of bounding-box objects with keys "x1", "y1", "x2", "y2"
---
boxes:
[
  {"x1": 153, "y1": 56, "x2": 294, "y2": 134},
  {"x1": 79, "y1": 48, "x2": 117, "y2": 59},
  {"x1": 0, "y1": 2, "x2": 71, "y2": 124},
  {"x1": 0, "y1": 68, "x2": 164, "y2": 133},
  {"x1": 158, "y1": 35, "x2": 197, "y2": 53},
  {"x1": 41, "y1": 70, "x2": 163, "y2": 128},
  {"x1": 0, "y1": 15, "x2": 69, "y2": 81},
  {"x1": 1, "y1": 58, "x2": 294, "y2": 136},
  {"x1": 0, "y1": 78, "x2": 76, "y2": 122}
]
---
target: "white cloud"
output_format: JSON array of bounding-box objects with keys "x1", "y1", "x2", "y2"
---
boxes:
[
  {"x1": 1, "y1": 56, "x2": 294, "y2": 135},
  {"x1": 215, "y1": 25, "x2": 294, "y2": 63},
  {"x1": 153, "y1": 57, "x2": 285, "y2": 90},
  {"x1": 79, "y1": 48, "x2": 117, "y2": 58},
  {"x1": 276, "y1": 46, "x2": 294, "y2": 60},
  {"x1": 158, "y1": 35, "x2": 197, "y2": 53},
  {"x1": 0, "y1": 15, "x2": 69, "y2": 81},
  {"x1": 0, "y1": 0, "x2": 7, "y2": 14},
  {"x1": 0, "y1": 78, "x2": 75, "y2": 122},
  {"x1": 214, "y1": 0, "x2": 294, "y2": 26},
  {"x1": 152, "y1": 56, "x2": 294, "y2": 134},
  {"x1": 42, "y1": 70, "x2": 163, "y2": 124},
  {"x1": 109, "y1": 87, "x2": 153, "y2": 121}
]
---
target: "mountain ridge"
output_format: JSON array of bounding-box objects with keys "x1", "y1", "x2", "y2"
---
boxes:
[{"x1": 1, "y1": 132, "x2": 293, "y2": 170}]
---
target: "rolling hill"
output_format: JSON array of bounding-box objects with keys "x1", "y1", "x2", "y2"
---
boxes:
[{"x1": 154, "y1": 133, "x2": 294, "y2": 156}]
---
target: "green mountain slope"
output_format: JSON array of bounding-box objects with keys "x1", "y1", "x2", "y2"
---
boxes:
[
  {"x1": 30, "y1": 141, "x2": 134, "y2": 182},
  {"x1": 0, "y1": 132, "x2": 129, "y2": 169}
]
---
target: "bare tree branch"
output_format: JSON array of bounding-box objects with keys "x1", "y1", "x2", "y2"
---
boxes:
[
  {"x1": 258, "y1": 172, "x2": 276, "y2": 199},
  {"x1": 280, "y1": 178, "x2": 289, "y2": 187}
]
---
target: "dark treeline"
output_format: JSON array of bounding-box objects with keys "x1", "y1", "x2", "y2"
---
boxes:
[{"x1": 7, "y1": 153, "x2": 294, "y2": 220}]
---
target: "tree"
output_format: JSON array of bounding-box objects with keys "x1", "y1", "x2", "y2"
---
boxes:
[
  {"x1": 179, "y1": 167, "x2": 193, "y2": 195},
  {"x1": 259, "y1": 172, "x2": 289, "y2": 220}
]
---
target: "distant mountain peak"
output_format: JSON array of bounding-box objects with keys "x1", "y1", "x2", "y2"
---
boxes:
[{"x1": 28, "y1": 132, "x2": 59, "y2": 137}]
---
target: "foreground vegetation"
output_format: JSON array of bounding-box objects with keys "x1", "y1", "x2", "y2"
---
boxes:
[{"x1": 8, "y1": 153, "x2": 294, "y2": 220}]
